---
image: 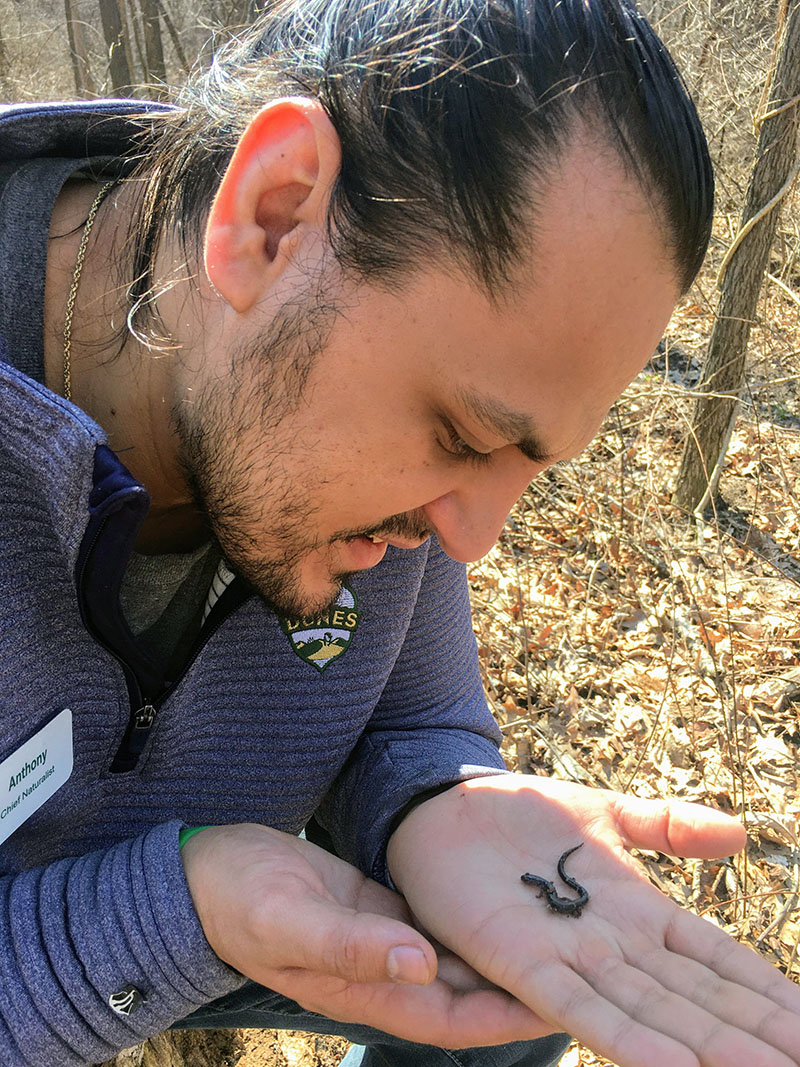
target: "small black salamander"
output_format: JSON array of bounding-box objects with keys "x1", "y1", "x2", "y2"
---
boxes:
[{"x1": 521, "y1": 843, "x2": 589, "y2": 917}]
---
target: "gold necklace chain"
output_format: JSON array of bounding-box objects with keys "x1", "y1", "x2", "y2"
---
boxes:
[{"x1": 62, "y1": 181, "x2": 113, "y2": 402}]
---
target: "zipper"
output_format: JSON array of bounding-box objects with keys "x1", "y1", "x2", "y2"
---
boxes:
[
  {"x1": 108, "y1": 584, "x2": 247, "y2": 771},
  {"x1": 78, "y1": 508, "x2": 249, "y2": 772},
  {"x1": 133, "y1": 704, "x2": 156, "y2": 729},
  {"x1": 110, "y1": 700, "x2": 157, "y2": 772},
  {"x1": 76, "y1": 514, "x2": 153, "y2": 770}
]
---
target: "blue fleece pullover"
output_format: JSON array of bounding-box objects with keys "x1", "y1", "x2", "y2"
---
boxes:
[{"x1": 0, "y1": 101, "x2": 506, "y2": 1066}]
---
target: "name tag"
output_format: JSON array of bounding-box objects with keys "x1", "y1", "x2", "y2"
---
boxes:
[{"x1": 0, "y1": 709, "x2": 73, "y2": 846}]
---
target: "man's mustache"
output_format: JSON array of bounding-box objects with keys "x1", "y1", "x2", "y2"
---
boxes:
[{"x1": 335, "y1": 510, "x2": 433, "y2": 544}]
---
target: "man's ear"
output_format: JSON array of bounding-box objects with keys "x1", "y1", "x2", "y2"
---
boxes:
[{"x1": 204, "y1": 97, "x2": 341, "y2": 313}]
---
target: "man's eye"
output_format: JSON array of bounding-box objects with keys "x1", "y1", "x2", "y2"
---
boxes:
[{"x1": 440, "y1": 420, "x2": 492, "y2": 467}]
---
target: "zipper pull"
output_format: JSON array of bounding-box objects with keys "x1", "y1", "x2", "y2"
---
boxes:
[
  {"x1": 110, "y1": 703, "x2": 157, "y2": 773},
  {"x1": 134, "y1": 704, "x2": 156, "y2": 729}
]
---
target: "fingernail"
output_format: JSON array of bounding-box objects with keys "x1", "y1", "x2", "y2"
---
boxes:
[{"x1": 386, "y1": 945, "x2": 430, "y2": 984}]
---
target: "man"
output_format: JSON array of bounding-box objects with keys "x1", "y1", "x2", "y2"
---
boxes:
[{"x1": 0, "y1": 0, "x2": 798, "y2": 1065}]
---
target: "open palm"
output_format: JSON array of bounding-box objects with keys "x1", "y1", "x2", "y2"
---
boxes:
[
  {"x1": 387, "y1": 775, "x2": 800, "y2": 1067},
  {"x1": 182, "y1": 821, "x2": 551, "y2": 1048}
]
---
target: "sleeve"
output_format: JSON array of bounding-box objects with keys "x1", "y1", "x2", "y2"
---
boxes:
[
  {"x1": 0, "y1": 820, "x2": 245, "y2": 1067},
  {"x1": 316, "y1": 538, "x2": 511, "y2": 884}
]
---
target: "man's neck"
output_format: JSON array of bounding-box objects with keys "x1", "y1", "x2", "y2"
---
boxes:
[{"x1": 43, "y1": 178, "x2": 208, "y2": 554}]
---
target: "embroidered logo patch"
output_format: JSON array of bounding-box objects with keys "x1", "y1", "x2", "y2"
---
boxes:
[{"x1": 279, "y1": 584, "x2": 361, "y2": 671}]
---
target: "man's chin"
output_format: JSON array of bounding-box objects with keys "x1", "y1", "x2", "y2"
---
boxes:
[
  {"x1": 253, "y1": 572, "x2": 351, "y2": 620},
  {"x1": 215, "y1": 536, "x2": 352, "y2": 618}
]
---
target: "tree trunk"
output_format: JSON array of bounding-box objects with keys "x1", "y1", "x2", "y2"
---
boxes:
[
  {"x1": 98, "y1": 0, "x2": 133, "y2": 95},
  {"x1": 0, "y1": 18, "x2": 11, "y2": 100},
  {"x1": 65, "y1": 0, "x2": 98, "y2": 96},
  {"x1": 156, "y1": 0, "x2": 188, "y2": 72},
  {"x1": 125, "y1": 0, "x2": 148, "y2": 82},
  {"x1": 673, "y1": 0, "x2": 800, "y2": 512},
  {"x1": 118, "y1": 0, "x2": 138, "y2": 92},
  {"x1": 97, "y1": 1028, "x2": 245, "y2": 1067},
  {"x1": 140, "y1": 0, "x2": 166, "y2": 88}
]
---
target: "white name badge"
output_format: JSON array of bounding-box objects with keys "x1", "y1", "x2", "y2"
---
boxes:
[{"x1": 0, "y1": 709, "x2": 73, "y2": 846}]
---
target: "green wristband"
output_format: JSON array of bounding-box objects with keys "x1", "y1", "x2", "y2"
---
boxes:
[{"x1": 179, "y1": 825, "x2": 213, "y2": 849}]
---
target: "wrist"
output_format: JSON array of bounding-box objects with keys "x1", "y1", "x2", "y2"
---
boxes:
[
  {"x1": 387, "y1": 783, "x2": 465, "y2": 892},
  {"x1": 387, "y1": 783, "x2": 459, "y2": 839},
  {"x1": 179, "y1": 824, "x2": 235, "y2": 963},
  {"x1": 179, "y1": 825, "x2": 214, "y2": 849}
]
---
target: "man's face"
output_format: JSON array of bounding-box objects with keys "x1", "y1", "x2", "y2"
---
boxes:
[{"x1": 177, "y1": 141, "x2": 680, "y2": 617}]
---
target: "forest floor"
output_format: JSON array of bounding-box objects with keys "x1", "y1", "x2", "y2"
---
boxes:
[{"x1": 206, "y1": 220, "x2": 800, "y2": 1067}]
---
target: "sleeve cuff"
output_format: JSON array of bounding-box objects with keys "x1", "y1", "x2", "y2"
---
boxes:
[{"x1": 0, "y1": 821, "x2": 245, "y2": 1066}]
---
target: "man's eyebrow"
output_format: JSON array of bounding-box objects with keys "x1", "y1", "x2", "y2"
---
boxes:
[{"x1": 455, "y1": 388, "x2": 554, "y2": 464}]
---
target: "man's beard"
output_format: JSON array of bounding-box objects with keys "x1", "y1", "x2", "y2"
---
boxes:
[
  {"x1": 171, "y1": 276, "x2": 430, "y2": 618},
  {"x1": 171, "y1": 273, "x2": 343, "y2": 616}
]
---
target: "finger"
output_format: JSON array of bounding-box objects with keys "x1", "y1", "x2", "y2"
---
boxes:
[
  {"x1": 436, "y1": 951, "x2": 497, "y2": 992},
  {"x1": 511, "y1": 957, "x2": 699, "y2": 1067},
  {"x1": 276, "y1": 970, "x2": 555, "y2": 1048},
  {"x1": 610, "y1": 795, "x2": 747, "y2": 859},
  {"x1": 582, "y1": 954, "x2": 799, "y2": 1067},
  {"x1": 633, "y1": 937, "x2": 800, "y2": 1060},
  {"x1": 665, "y1": 907, "x2": 800, "y2": 1016},
  {"x1": 272, "y1": 896, "x2": 438, "y2": 985}
]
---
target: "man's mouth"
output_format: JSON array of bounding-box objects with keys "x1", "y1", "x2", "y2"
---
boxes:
[
  {"x1": 336, "y1": 512, "x2": 433, "y2": 551},
  {"x1": 364, "y1": 532, "x2": 430, "y2": 550},
  {"x1": 347, "y1": 531, "x2": 429, "y2": 551}
]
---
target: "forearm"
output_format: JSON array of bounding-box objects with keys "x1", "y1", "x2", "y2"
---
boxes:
[
  {"x1": 317, "y1": 728, "x2": 508, "y2": 884},
  {"x1": 317, "y1": 540, "x2": 509, "y2": 882},
  {"x1": 0, "y1": 821, "x2": 243, "y2": 1067}
]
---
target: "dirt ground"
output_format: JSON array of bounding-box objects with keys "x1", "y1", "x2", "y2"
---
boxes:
[{"x1": 236, "y1": 1030, "x2": 350, "y2": 1067}]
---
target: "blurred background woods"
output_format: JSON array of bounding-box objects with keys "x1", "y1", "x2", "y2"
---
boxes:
[
  {"x1": 0, "y1": 0, "x2": 254, "y2": 98},
  {"x1": 0, "y1": 3, "x2": 798, "y2": 1066}
]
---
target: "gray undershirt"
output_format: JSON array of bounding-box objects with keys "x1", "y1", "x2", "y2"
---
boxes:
[{"x1": 120, "y1": 542, "x2": 222, "y2": 675}]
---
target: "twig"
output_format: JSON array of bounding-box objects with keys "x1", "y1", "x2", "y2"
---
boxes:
[
  {"x1": 768, "y1": 271, "x2": 800, "y2": 308},
  {"x1": 717, "y1": 162, "x2": 800, "y2": 288},
  {"x1": 756, "y1": 848, "x2": 800, "y2": 946},
  {"x1": 756, "y1": 92, "x2": 800, "y2": 128}
]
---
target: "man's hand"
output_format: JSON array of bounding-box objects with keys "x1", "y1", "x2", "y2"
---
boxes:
[
  {"x1": 387, "y1": 775, "x2": 800, "y2": 1067},
  {"x1": 181, "y1": 822, "x2": 552, "y2": 1047}
]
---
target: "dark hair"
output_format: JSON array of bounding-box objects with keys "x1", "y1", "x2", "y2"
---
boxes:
[{"x1": 127, "y1": 0, "x2": 713, "y2": 333}]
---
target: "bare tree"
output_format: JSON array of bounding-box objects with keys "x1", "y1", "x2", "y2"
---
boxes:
[
  {"x1": 98, "y1": 0, "x2": 134, "y2": 95},
  {"x1": 139, "y1": 0, "x2": 166, "y2": 87},
  {"x1": 125, "y1": 0, "x2": 148, "y2": 82},
  {"x1": 155, "y1": 0, "x2": 189, "y2": 73},
  {"x1": 65, "y1": 0, "x2": 98, "y2": 96},
  {"x1": 0, "y1": 19, "x2": 12, "y2": 100},
  {"x1": 673, "y1": 0, "x2": 800, "y2": 512}
]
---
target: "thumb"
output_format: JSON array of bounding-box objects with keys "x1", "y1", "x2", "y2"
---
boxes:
[
  {"x1": 611, "y1": 794, "x2": 746, "y2": 859},
  {"x1": 281, "y1": 898, "x2": 437, "y2": 985}
]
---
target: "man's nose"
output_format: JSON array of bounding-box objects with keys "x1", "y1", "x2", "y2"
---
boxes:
[{"x1": 421, "y1": 453, "x2": 539, "y2": 562}]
